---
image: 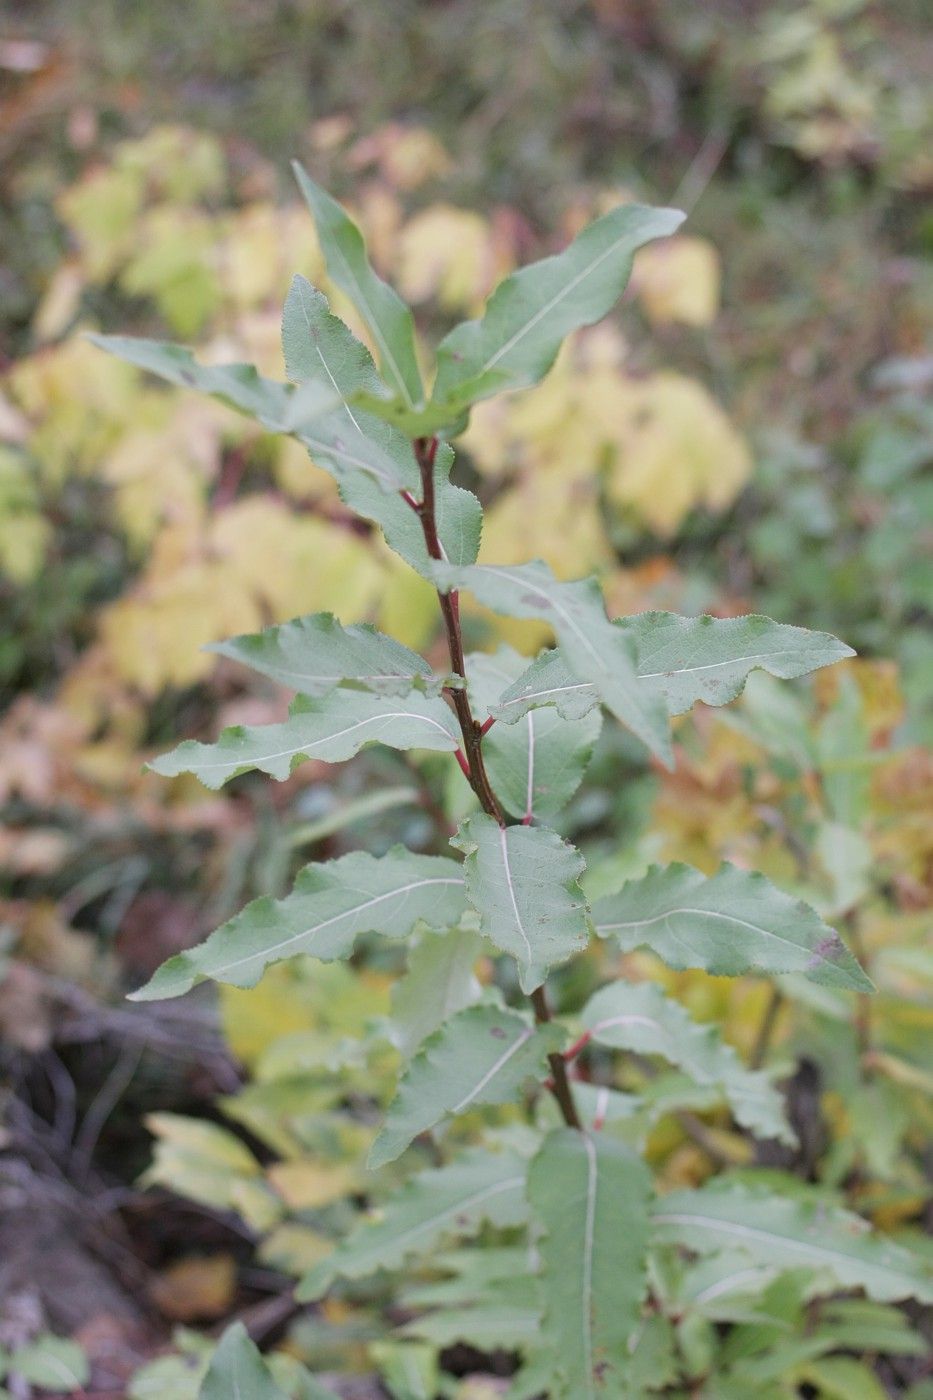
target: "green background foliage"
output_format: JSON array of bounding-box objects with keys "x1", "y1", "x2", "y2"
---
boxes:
[{"x1": 1, "y1": 1, "x2": 931, "y2": 1396}]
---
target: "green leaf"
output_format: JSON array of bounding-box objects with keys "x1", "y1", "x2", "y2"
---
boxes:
[
  {"x1": 432, "y1": 201, "x2": 684, "y2": 406},
  {"x1": 199, "y1": 1324, "x2": 289, "y2": 1400},
  {"x1": 468, "y1": 647, "x2": 601, "y2": 819},
  {"x1": 592, "y1": 863, "x2": 873, "y2": 992},
  {"x1": 283, "y1": 274, "x2": 385, "y2": 397},
  {"x1": 650, "y1": 1182, "x2": 933, "y2": 1303},
  {"x1": 370, "y1": 1005, "x2": 564, "y2": 1168},
  {"x1": 90, "y1": 334, "x2": 415, "y2": 494},
  {"x1": 452, "y1": 813, "x2": 591, "y2": 993},
  {"x1": 794, "y1": 1357, "x2": 888, "y2": 1400},
  {"x1": 626, "y1": 612, "x2": 855, "y2": 714},
  {"x1": 370, "y1": 1341, "x2": 438, "y2": 1400},
  {"x1": 209, "y1": 612, "x2": 436, "y2": 698},
  {"x1": 402, "y1": 1300, "x2": 540, "y2": 1350},
  {"x1": 92, "y1": 330, "x2": 481, "y2": 575},
  {"x1": 494, "y1": 646, "x2": 600, "y2": 724},
  {"x1": 150, "y1": 689, "x2": 460, "y2": 789},
  {"x1": 349, "y1": 388, "x2": 474, "y2": 439},
  {"x1": 297, "y1": 1147, "x2": 529, "y2": 1299},
  {"x1": 90, "y1": 333, "x2": 290, "y2": 419},
  {"x1": 10, "y1": 1337, "x2": 89, "y2": 1393},
  {"x1": 436, "y1": 561, "x2": 672, "y2": 764},
  {"x1": 494, "y1": 612, "x2": 853, "y2": 725},
  {"x1": 338, "y1": 437, "x2": 482, "y2": 578},
  {"x1": 130, "y1": 848, "x2": 467, "y2": 998},
  {"x1": 526, "y1": 1128, "x2": 653, "y2": 1399},
  {"x1": 291, "y1": 162, "x2": 423, "y2": 409},
  {"x1": 580, "y1": 980, "x2": 793, "y2": 1144},
  {"x1": 389, "y1": 928, "x2": 485, "y2": 1060},
  {"x1": 281, "y1": 274, "x2": 429, "y2": 486}
]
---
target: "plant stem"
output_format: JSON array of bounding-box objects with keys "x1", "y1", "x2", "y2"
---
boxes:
[{"x1": 407, "y1": 435, "x2": 582, "y2": 1132}]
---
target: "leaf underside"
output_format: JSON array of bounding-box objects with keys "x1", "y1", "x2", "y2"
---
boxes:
[
  {"x1": 651, "y1": 1182, "x2": 933, "y2": 1304},
  {"x1": 527, "y1": 1128, "x2": 653, "y2": 1399},
  {"x1": 370, "y1": 1004, "x2": 564, "y2": 1168},
  {"x1": 453, "y1": 813, "x2": 591, "y2": 993},
  {"x1": 592, "y1": 862, "x2": 873, "y2": 992},
  {"x1": 297, "y1": 1148, "x2": 529, "y2": 1299},
  {"x1": 581, "y1": 979, "x2": 794, "y2": 1144},
  {"x1": 131, "y1": 848, "x2": 467, "y2": 998}
]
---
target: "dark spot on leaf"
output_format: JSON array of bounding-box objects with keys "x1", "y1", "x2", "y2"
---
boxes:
[
  {"x1": 807, "y1": 935, "x2": 841, "y2": 968},
  {"x1": 180, "y1": 370, "x2": 197, "y2": 386},
  {"x1": 490, "y1": 1026, "x2": 508, "y2": 1039}
]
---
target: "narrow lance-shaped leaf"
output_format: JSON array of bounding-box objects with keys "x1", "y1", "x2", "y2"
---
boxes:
[
  {"x1": 627, "y1": 611, "x2": 855, "y2": 714},
  {"x1": 89, "y1": 334, "x2": 415, "y2": 494},
  {"x1": 453, "y1": 814, "x2": 591, "y2": 994},
  {"x1": 468, "y1": 647, "x2": 601, "y2": 819},
  {"x1": 209, "y1": 612, "x2": 437, "y2": 698},
  {"x1": 527, "y1": 1128, "x2": 653, "y2": 1399},
  {"x1": 199, "y1": 1323, "x2": 289, "y2": 1400},
  {"x1": 297, "y1": 1148, "x2": 529, "y2": 1300},
  {"x1": 581, "y1": 980, "x2": 794, "y2": 1144},
  {"x1": 399, "y1": 1250, "x2": 543, "y2": 1352},
  {"x1": 150, "y1": 689, "x2": 460, "y2": 790},
  {"x1": 281, "y1": 274, "x2": 428, "y2": 484},
  {"x1": 650, "y1": 1183, "x2": 933, "y2": 1304},
  {"x1": 435, "y1": 561, "x2": 672, "y2": 764},
  {"x1": 130, "y1": 848, "x2": 467, "y2": 999},
  {"x1": 336, "y1": 435, "x2": 482, "y2": 579},
  {"x1": 370, "y1": 1005, "x2": 565, "y2": 1169},
  {"x1": 402, "y1": 1299, "x2": 540, "y2": 1352},
  {"x1": 283, "y1": 279, "x2": 481, "y2": 561},
  {"x1": 592, "y1": 863, "x2": 873, "y2": 993},
  {"x1": 494, "y1": 612, "x2": 854, "y2": 725},
  {"x1": 92, "y1": 331, "x2": 481, "y2": 576},
  {"x1": 389, "y1": 928, "x2": 486, "y2": 1061},
  {"x1": 432, "y1": 201, "x2": 685, "y2": 407},
  {"x1": 291, "y1": 162, "x2": 423, "y2": 409}
]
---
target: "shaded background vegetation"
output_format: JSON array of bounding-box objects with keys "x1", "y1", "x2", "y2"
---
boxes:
[{"x1": 1, "y1": 1, "x2": 931, "y2": 1395}]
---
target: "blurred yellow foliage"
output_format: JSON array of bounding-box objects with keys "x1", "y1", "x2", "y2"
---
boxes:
[{"x1": 634, "y1": 235, "x2": 721, "y2": 328}]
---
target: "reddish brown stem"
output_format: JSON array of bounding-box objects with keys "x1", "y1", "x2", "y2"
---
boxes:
[
  {"x1": 406, "y1": 436, "x2": 581, "y2": 1132},
  {"x1": 532, "y1": 986, "x2": 582, "y2": 1130},
  {"x1": 563, "y1": 1029, "x2": 593, "y2": 1063}
]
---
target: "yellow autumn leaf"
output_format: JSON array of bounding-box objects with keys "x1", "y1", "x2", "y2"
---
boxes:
[
  {"x1": 396, "y1": 205, "x2": 502, "y2": 314},
  {"x1": 150, "y1": 1253, "x2": 237, "y2": 1321},
  {"x1": 31, "y1": 261, "x2": 85, "y2": 343},
  {"x1": 480, "y1": 468, "x2": 610, "y2": 580},
  {"x1": 634, "y1": 235, "x2": 721, "y2": 328},
  {"x1": 100, "y1": 555, "x2": 260, "y2": 693},
  {"x1": 119, "y1": 205, "x2": 221, "y2": 337},
  {"x1": 220, "y1": 967, "x2": 325, "y2": 1070},
  {"x1": 380, "y1": 125, "x2": 451, "y2": 191},
  {"x1": 217, "y1": 202, "x2": 324, "y2": 312},
  {"x1": 259, "y1": 1224, "x2": 334, "y2": 1274},
  {"x1": 117, "y1": 125, "x2": 227, "y2": 204},
  {"x1": 145, "y1": 1112, "x2": 262, "y2": 1176},
  {"x1": 376, "y1": 553, "x2": 439, "y2": 650},
  {"x1": 10, "y1": 338, "x2": 139, "y2": 483},
  {"x1": 603, "y1": 371, "x2": 751, "y2": 536},
  {"x1": 99, "y1": 403, "x2": 218, "y2": 548},
  {"x1": 0, "y1": 449, "x2": 49, "y2": 582},
  {"x1": 273, "y1": 435, "x2": 342, "y2": 504},
  {"x1": 267, "y1": 1158, "x2": 359, "y2": 1210},
  {"x1": 207, "y1": 495, "x2": 384, "y2": 621},
  {"x1": 57, "y1": 162, "x2": 145, "y2": 281}
]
